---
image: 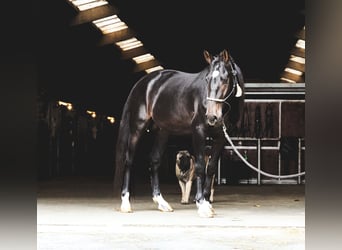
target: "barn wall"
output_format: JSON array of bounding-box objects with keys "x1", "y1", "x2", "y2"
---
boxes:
[
  {"x1": 37, "y1": 86, "x2": 305, "y2": 185},
  {"x1": 218, "y1": 99, "x2": 305, "y2": 185}
]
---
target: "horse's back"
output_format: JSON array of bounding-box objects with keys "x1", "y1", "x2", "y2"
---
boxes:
[
  {"x1": 147, "y1": 70, "x2": 206, "y2": 133},
  {"x1": 123, "y1": 69, "x2": 205, "y2": 133},
  {"x1": 126, "y1": 69, "x2": 197, "y2": 104}
]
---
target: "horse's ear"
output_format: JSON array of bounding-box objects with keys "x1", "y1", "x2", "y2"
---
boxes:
[
  {"x1": 220, "y1": 49, "x2": 229, "y2": 63},
  {"x1": 203, "y1": 50, "x2": 212, "y2": 64}
]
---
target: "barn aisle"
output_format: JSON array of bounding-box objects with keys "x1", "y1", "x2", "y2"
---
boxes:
[{"x1": 37, "y1": 177, "x2": 304, "y2": 249}]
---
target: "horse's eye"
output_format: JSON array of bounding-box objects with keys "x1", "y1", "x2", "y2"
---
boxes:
[
  {"x1": 220, "y1": 76, "x2": 228, "y2": 82},
  {"x1": 222, "y1": 71, "x2": 228, "y2": 80}
]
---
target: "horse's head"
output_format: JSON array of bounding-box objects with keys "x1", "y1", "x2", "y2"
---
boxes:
[{"x1": 204, "y1": 49, "x2": 243, "y2": 127}]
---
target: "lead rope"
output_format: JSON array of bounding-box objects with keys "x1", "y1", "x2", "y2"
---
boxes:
[{"x1": 222, "y1": 122, "x2": 305, "y2": 179}]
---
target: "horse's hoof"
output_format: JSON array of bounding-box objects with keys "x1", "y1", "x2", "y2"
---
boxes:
[
  {"x1": 196, "y1": 199, "x2": 215, "y2": 218},
  {"x1": 120, "y1": 192, "x2": 132, "y2": 213},
  {"x1": 120, "y1": 205, "x2": 132, "y2": 213},
  {"x1": 158, "y1": 203, "x2": 174, "y2": 212},
  {"x1": 153, "y1": 194, "x2": 174, "y2": 212}
]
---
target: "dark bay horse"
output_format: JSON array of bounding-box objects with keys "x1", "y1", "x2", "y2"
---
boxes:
[{"x1": 114, "y1": 49, "x2": 245, "y2": 217}]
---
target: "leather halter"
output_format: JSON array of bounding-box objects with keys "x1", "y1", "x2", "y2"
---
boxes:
[{"x1": 206, "y1": 62, "x2": 239, "y2": 105}]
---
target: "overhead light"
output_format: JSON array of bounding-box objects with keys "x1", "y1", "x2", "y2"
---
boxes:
[
  {"x1": 58, "y1": 101, "x2": 69, "y2": 106},
  {"x1": 132, "y1": 53, "x2": 155, "y2": 64},
  {"x1": 93, "y1": 15, "x2": 128, "y2": 34},
  {"x1": 68, "y1": 1, "x2": 163, "y2": 75},
  {"x1": 280, "y1": 77, "x2": 296, "y2": 83},
  {"x1": 86, "y1": 110, "x2": 96, "y2": 118},
  {"x1": 58, "y1": 101, "x2": 73, "y2": 110},
  {"x1": 295, "y1": 39, "x2": 305, "y2": 49},
  {"x1": 145, "y1": 65, "x2": 164, "y2": 74},
  {"x1": 284, "y1": 67, "x2": 303, "y2": 76},
  {"x1": 115, "y1": 37, "x2": 143, "y2": 51},
  {"x1": 290, "y1": 55, "x2": 305, "y2": 64},
  {"x1": 107, "y1": 116, "x2": 115, "y2": 123},
  {"x1": 68, "y1": 0, "x2": 108, "y2": 11},
  {"x1": 280, "y1": 25, "x2": 305, "y2": 83}
]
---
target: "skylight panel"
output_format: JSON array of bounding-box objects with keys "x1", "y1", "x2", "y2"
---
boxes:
[
  {"x1": 280, "y1": 77, "x2": 296, "y2": 83},
  {"x1": 284, "y1": 67, "x2": 303, "y2": 76},
  {"x1": 69, "y1": 0, "x2": 108, "y2": 11},
  {"x1": 93, "y1": 15, "x2": 128, "y2": 34},
  {"x1": 115, "y1": 37, "x2": 143, "y2": 51},
  {"x1": 145, "y1": 66, "x2": 164, "y2": 74},
  {"x1": 295, "y1": 39, "x2": 305, "y2": 49},
  {"x1": 290, "y1": 55, "x2": 305, "y2": 64},
  {"x1": 280, "y1": 25, "x2": 305, "y2": 83},
  {"x1": 132, "y1": 53, "x2": 155, "y2": 64}
]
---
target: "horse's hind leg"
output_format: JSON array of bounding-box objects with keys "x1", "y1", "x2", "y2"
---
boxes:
[
  {"x1": 120, "y1": 120, "x2": 150, "y2": 213},
  {"x1": 149, "y1": 130, "x2": 173, "y2": 212}
]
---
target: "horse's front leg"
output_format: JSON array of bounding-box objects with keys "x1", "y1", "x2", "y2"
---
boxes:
[
  {"x1": 150, "y1": 130, "x2": 173, "y2": 212},
  {"x1": 192, "y1": 128, "x2": 215, "y2": 217},
  {"x1": 203, "y1": 137, "x2": 225, "y2": 205}
]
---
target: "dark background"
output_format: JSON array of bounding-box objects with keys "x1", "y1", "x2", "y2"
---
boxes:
[
  {"x1": 34, "y1": 0, "x2": 305, "y2": 180},
  {"x1": 2, "y1": 1, "x2": 342, "y2": 250},
  {"x1": 37, "y1": 0, "x2": 305, "y2": 117}
]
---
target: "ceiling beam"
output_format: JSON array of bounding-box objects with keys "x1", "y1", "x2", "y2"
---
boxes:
[
  {"x1": 70, "y1": 5, "x2": 118, "y2": 26},
  {"x1": 296, "y1": 29, "x2": 305, "y2": 40},
  {"x1": 286, "y1": 60, "x2": 305, "y2": 72},
  {"x1": 280, "y1": 71, "x2": 303, "y2": 83},
  {"x1": 291, "y1": 47, "x2": 305, "y2": 58},
  {"x1": 121, "y1": 47, "x2": 148, "y2": 60}
]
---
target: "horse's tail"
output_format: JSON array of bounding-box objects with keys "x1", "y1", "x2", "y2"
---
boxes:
[{"x1": 113, "y1": 107, "x2": 130, "y2": 198}]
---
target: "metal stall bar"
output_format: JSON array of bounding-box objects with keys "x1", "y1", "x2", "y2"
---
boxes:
[{"x1": 220, "y1": 140, "x2": 279, "y2": 185}]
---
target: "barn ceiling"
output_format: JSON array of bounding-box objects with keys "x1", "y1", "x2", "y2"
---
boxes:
[{"x1": 37, "y1": 0, "x2": 305, "y2": 117}]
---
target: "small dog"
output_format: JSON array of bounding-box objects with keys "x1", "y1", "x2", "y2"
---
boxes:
[{"x1": 175, "y1": 150, "x2": 215, "y2": 204}]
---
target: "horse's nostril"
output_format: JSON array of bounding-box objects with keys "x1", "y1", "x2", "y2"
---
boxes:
[{"x1": 207, "y1": 115, "x2": 217, "y2": 126}]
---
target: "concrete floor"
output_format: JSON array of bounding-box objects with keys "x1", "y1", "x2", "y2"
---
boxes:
[{"x1": 37, "y1": 177, "x2": 305, "y2": 250}]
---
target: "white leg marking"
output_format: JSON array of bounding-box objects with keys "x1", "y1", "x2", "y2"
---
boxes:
[
  {"x1": 120, "y1": 192, "x2": 132, "y2": 213},
  {"x1": 152, "y1": 194, "x2": 174, "y2": 212},
  {"x1": 196, "y1": 199, "x2": 215, "y2": 218}
]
